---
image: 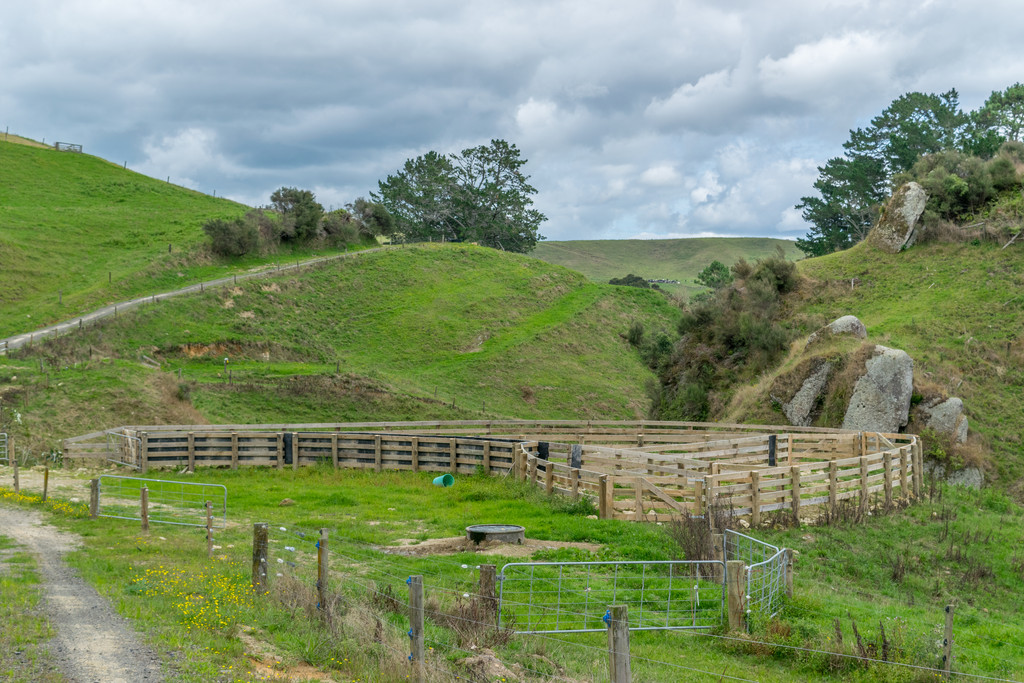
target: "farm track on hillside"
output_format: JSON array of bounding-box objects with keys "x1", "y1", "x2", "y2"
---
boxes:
[
  {"x1": 0, "y1": 247, "x2": 388, "y2": 354},
  {"x1": 1, "y1": 506, "x2": 165, "y2": 682}
]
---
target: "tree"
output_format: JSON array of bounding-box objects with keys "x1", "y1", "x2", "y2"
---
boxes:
[
  {"x1": 694, "y1": 260, "x2": 733, "y2": 290},
  {"x1": 372, "y1": 140, "x2": 546, "y2": 252},
  {"x1": 795, "y1": 155, "x2": 886, "y2": 256},
  {"x1": 349, "y1": 197, "x2": 396, "y2": 239},
  {"x1": 450, "y1": 140, "x2": 546, "y2": 252},
  {"x1": 270, "y1": 187, "x2": 324, "y2": 242},
  {"x1": 980, "y1": 82, "x2": 1024, "y2": 143}
]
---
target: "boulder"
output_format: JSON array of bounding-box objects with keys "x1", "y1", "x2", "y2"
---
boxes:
[
  {"x1": 783, "y1": 361, "x2": 833, "y2": 426},
  {"x1": 841, "y1": 345, "x2": 914, "y2": 433},
  {"x1": 806, "y1": 315, "x2": 868, "y2": 347},
  {"x1": 924, "y1": 461, "x2": 983, "y2": 489},
  {"x1": 921, "y1": 397, "x2": 969, "y2": 444},
  {"x1": 867, "y1": 182, "x2": 927, "y2": 253}
]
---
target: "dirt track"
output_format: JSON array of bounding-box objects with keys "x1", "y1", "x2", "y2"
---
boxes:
[{"x1": 1, "y1": 505, "x2": 165, "y2": 682}]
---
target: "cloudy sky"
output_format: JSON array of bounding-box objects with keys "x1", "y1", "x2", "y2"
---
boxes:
[{"x1": 3, "y1": 0, "x2": 1022, "y2": 241}]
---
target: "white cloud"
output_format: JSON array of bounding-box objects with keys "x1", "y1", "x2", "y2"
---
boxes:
[{"x1": 640, "y1": 164, "x2": 680, "y2": 187}]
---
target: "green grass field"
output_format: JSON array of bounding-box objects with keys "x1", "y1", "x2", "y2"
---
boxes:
[
  {"x1": 3, "y1": 465, "x2": 1022, "y2": 682},
  {"x1": 532, "y1": 238, "x2": 804, "y2": 298}
]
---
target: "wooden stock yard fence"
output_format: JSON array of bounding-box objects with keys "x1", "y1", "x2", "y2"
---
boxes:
[{"x1": 63, "y1": 421, "x2": 922, "y2": 523}]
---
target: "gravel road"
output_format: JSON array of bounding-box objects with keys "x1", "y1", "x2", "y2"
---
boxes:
[{"x1": 2, "y1": 506, "x2": 165, "y2": 682}]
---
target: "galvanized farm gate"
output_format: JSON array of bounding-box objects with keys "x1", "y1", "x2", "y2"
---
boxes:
[
  {"x1": 96, "y1": 475, "x2": 226, "y2": 528},
  {"x1": 0, "y1": 433, "x2": 7, "y2": 464},
  {"x1": 498, "y1": 560, "x2": 725, "y2": 634},
  {"x1": 105, "y1": 431, "x2": 142, "y2": 469},
  {"x1": 725, "y1": 529, "x2": 788, "y2": 621}
]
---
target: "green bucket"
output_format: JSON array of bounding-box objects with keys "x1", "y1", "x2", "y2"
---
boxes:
[{"x1": 432, "y1": 474, "x2": 455, "y2": 487}]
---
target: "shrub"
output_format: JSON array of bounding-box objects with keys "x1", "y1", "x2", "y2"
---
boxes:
[{"x1": 203, "y1": 217, "x2": 259, "y2": 257}]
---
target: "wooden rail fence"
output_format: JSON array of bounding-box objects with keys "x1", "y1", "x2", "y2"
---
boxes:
[{"x1": 63, "y1": 421, "x2": 921, "y2": 523}]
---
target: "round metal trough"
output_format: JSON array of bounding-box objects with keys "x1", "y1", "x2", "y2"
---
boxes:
[{"x1": 466, "y1": 523, "x2": 525, "y2": 545}]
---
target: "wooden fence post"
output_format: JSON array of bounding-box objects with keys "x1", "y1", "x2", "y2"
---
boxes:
[
  {"x1": 140, "y1": 486, "x2": 149, "y2": 533},
  {"x1": 883, "y1": 451, "x2": 893, "y2": 507},
  {"x1": 790, "y1": 466, "x2": 801, "y2": 523},
  {"x1": 252, "y1": 523, "x2": 269, "y2": 594},
  {"x1": 914, "y1": 439, "x2": 923, "y2": 498},
  {"x1": 317, "y1": 529, "x2": 329, "y2": 613},
  {"x1": 545, "y1": 462, "x2": 554, "y2": 494},
  {"x1": 42, "y1": 467, "x2": 49, "y2": 502},
  {"x1": 140, "y1": 432, "x2": 149, "y2": 474},
  {"x1": 12, "y1": 456, "x2": 18, "y2": 494},
  {"x1": 899, "y1": 446, "x2": 909, "y2": 500},
  {"x1": 859, "y1": 456, "x2": 870, "y2": 513},
  {"x1": 89, "y1": 479, "x2": 99, "y2": 518},
  {"x1": 411, "y1": 437, "x2": 420, "y2": 473},
  {"x1": 750, "y1": 471, "x2": 761, "y2": 527},
  {"x1": 331, "y1": 434, "x2": 339, "y2": 469},
  {"x1": 480, "y1": 564, "x2": 498, "y2": 626},
  {"x1": 943, "y1": 604, "x2": 955, "y2": 678},
  {"x1": 187, "y1": 432, "x2": 195, "y2": 472},
  {"x1": 727, "y1": 560, "x2": 747, "y2": 632},
  {"x1": 409, "y1": 575, "x2": 425, "y2": 683},
  {"x1": 374, "y1": 435, "x2": 383, "y2": 472},
  {"x1": 231, "y1": 432, "x2": 239, "y2": 469},
  {"x1": 598, "y1": 475, "x2": 610, "y2": 519},
  {"x1": 449, "y1": 438, "x2": 457, "y2": 475},
  {"x1": 828, "y1": 460, "x2": 838, "y2": 509},
  {"x1": 482, "y1": 441, "x2": 491, "y2": 474},
  {"x1": 712, "y1": 533, "x2": 725, "y2": 582},
  {"x1": 206, "y1": 501, "x2": 214, "y2": 558},
  {"x1": 291, "y1": 432, "x2": 299, "y2": 470},
  {"x1": 606, "y1": 604, "x2": 632, "y2": 683}
]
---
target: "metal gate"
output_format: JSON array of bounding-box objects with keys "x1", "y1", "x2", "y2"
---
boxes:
[
  {"x1": 0, "y1": 433, "x2": 7, "y2": 464},
  {"x1": 97, "y1": 475, "x2": 227, "y2": 528},
  {"x1": 498, "y1": 560, "x2": 725, "y2": 634},
  {"x1": 725, "y1": 529, "x2": 787, "y2": 621},
  {"x1": 105, "y1": 431, "x2": 142, "y2": 469}
]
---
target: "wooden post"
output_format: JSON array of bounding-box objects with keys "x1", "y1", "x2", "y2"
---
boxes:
[
  {"x1": 545, "y1": 462, "x2": 555, "y2": 494},
  {"x1": 712, "y1": 533, "x2": 725, "y2": 582},
  {"x1": 231, "y1": 432, "x2": 239, "y2": 469},
  {"x1": 529, "y1": 454, "x2": 538, "y2": 484},
  {"x1": 828, "y1": 460, "x2": 838, "y2": 509},
  {"x1": 252, "y1": 523, "x2": 269, "y2": 594},
  {"x1": 140, "y1": 432, "x2": 149, "y2": 474},
  {"x1": 411, "y1": 437, "x2": 419, "y2": 473},
  {"x1": 860, "y1": 431, "x2": 866, "y2": 457},
  {"x1": 331, "y1": 434, "x2": 339, "y2": 468},
  {"x1": 449, "y1": 438, "x2": 458, "y2": 475},
  {"x1": 914, "y1": 440, "x2": 923, "y2": 498},
  {"x1": 480, "y1": 564, "x2": 498, "y2": 626},
  {"x1": 694, "y1": 479, "x2": 704, "y2": 515},
  {"x1": 291, "y1": 432, "x2": 299, "y2": 470},
  {"x1": 606, "y1": 604, "x2": 632, "y2": 683},
  {"x1": 899, "y1": 446, "x2": 909, "y2": 500},
  {"x1": 140, "y1": 486, "x2": 149, "y2": 533},
  {"x1": 599, "y1": 475, "x2": 610, "y2": 519},
  {"x1": 12, "y1": 456, "x2": 18, "y2": 494},
  {"x1": 859, "y1": 456, "x2": 869, "y2": 513},
  {"x1": 570, "y1": 467, "x2": 580, "y2": 500},
  {"x1": 704, "y1": 475, "x2": 715, "y2": 524},
  {"x1": 276, "y1": 433, "x2": 284, "y2": 469},
  {"x1": 374, "y1": 435, "x2": 382, "y2": 472},
  {"x1": 187, "y1": 431, "x2": 195, "y2": 472},
  {"x1": 767, "y1": 434, "x2": 776, "y2": 467},
  {"x1": 205, "y1": 501, "x2": 214, "y2": 558},
  {"x1": 790, "y1": 466, "x2": 801, "y2": 522},
  {"x1": 785, "y1": 548, "x2": 794, "y2": 598},
  {"x1": 750, "y1": 471, "x2": 761, "y2": 527},
  {"x1": 883, "y1": 451, "x2": 893, "y2": 507},
  {"x1": 42, "y1": 467, "x2": 49, "y2": 502},
  {"x1": 317, "y1": 529, "x2": 329, "y2": 612},
  {"x1": 483, "y1": 441, "x2": 491, "y2": 473},
  {"x1": 942, "y1": 604, "x2": 954, "y2": 678},
  {"x1": 89, "y1": 479, "x2": 99, "y2": 519},
  {"x1": 633, "y1": 478, "x2": 643, "y2": 521},
  {"x1": 727, "y1": 560, "x2": 747, "y2": 632},
  {"x1": 409, "y1": 575, "x2": 425, "y2": 683}
]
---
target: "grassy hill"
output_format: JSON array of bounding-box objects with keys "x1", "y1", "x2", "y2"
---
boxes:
[
  {"x1": 0, "y1": 138, "x2": 354, "y2": 339},
  {"x1": 1, "y1": 244, "x2": 679, "y2": 450},
  {"x1": 532, "y1": 237, "x2": 803, "y2": 298}
]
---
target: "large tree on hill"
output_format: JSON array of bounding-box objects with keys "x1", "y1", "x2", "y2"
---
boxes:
[
  {"x1": 795, "y1": 154, "x2": 887, "y2": 256},
  {"x1": 372, "y1": 140, "x2": 546, "y2": 252},
  {"x1": 270, "y1": 187, "x2": 324, "y2": 242},
  {"x1": 979, "y1": 82, "x2": 1024, "y2": 143}
]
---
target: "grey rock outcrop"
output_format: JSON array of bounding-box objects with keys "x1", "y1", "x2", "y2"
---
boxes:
[
  {"x1": 924, "y1": 461, "x2": 983, "y2": 489},
  {"x1": 806, "y1": 315, "x2": 868, "y2": 347},
  {"x1": 841, "y1": 345, "x2": 914, "y2": 432},
  {"x1": 921, "y1": 397, "x2": 969, "y2": 444},
  {"x1": 783, "y1": 362, "x2": 832, "y2": 426},
  {"x1": 867, "y1": 182, "x2": 927, "y2": 253}
]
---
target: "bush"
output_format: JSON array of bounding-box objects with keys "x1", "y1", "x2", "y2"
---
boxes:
[
  {"x1": 321, "y1": 209, "x2": 360, "y2": 247},
  {"x1": 203, "y1": 217, "x2": 259, "y2": 257}
]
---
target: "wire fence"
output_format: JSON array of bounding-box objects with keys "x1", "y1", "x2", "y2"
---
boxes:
[
  {"x1": 0, "y1": 432, "x2": 7, "y2": 464},
  {"x1": 725, "y1": 529, "x2": 788, "y2": 622},
  {"x1": 97, "y1": 475, "x2": 227, "y2": 528}
]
